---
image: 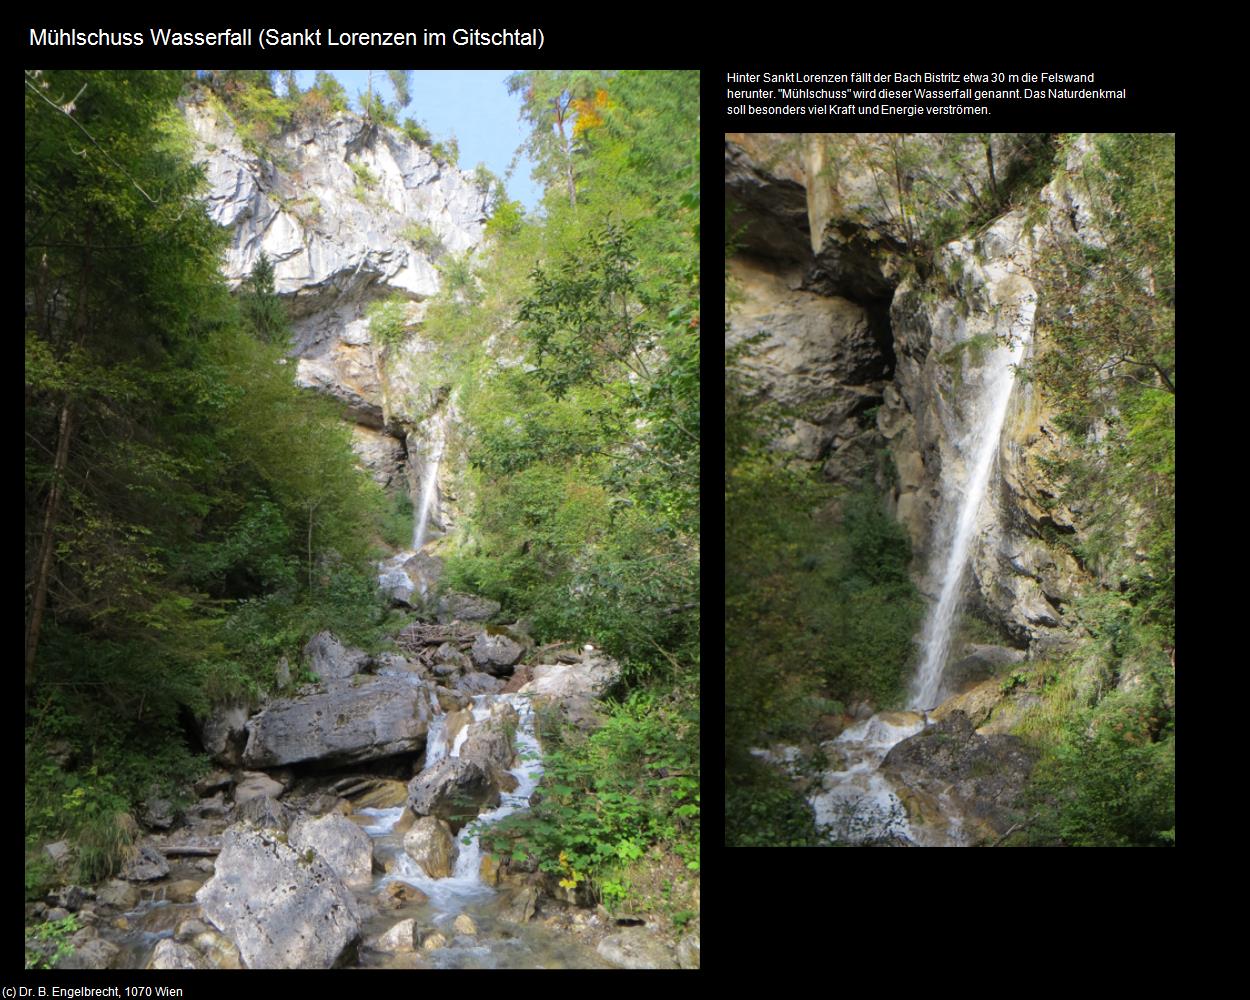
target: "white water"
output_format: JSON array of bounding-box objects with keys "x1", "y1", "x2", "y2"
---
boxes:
[
  {"x1": 412, "y1": 432, "x2": 445, "y2": 551},
  {"x1": 909, "y1": 311, "x2": 1032, "y2": 710},
  {"x1": 362, "y1": 693, "x2": 543, "y2": 911}
]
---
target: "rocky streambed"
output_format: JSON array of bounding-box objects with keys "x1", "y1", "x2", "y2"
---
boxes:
[
  {"x1": 753, "y1": 644, "x2": 1039, "y2": 847},
  {"x1": 26, "y1": 569, "x2": 694, "y2": 969}
]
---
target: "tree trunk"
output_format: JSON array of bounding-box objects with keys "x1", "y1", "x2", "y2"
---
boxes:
[{"x1": 26, "y1": 401, "x2": 73, "y2": 700}]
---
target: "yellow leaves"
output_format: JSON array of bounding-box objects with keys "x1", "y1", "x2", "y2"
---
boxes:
[{"x1": 571, "y1": 89, "x2": 612, "y2": 139}]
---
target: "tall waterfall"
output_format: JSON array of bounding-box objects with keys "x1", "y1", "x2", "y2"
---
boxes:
[
  {"x1": 909, "y1": 289, "x2": 1034, "y2": 710},
  {"x1": 412, "y1": 431, "x2": 445, "y2": 551}
]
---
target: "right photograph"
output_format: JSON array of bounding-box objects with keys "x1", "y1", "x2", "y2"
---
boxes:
[{"x1": 725, "y1": 133, "x2": 1174, "y2": 847}]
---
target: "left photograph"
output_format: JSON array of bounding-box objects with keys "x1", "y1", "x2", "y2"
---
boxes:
[{"x1": 25, "y1": 68, "x2": 700, "y2": 970}]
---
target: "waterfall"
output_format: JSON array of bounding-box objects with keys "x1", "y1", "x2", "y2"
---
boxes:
[
  {"x1": 909, "y1": 289, "x2": 1034, "y2": 710},
  {"x1": 412, "y1": 431, "x2": 445, "y2": 551}
]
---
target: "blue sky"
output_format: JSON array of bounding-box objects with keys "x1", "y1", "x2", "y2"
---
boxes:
[{"x1": 292, "y1": 70, "x2": 542, "y2": 212}]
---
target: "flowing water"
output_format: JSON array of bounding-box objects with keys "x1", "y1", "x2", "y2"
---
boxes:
[
  {"x1": 909, "y1": 315, "x2": 1032, "y2": 710},
  {"x1": 412, "y1": 431, "x2": 444, "y2": 552}
]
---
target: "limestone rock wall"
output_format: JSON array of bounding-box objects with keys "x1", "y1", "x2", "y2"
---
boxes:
[
  {"x1": 185, "y1": 91, "x2": 487, "y2": 526},
  {"x1": 726, "y1": 132, "x2": 1107, "y2": 652}
]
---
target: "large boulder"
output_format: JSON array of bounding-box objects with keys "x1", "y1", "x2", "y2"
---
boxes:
[
  {"x1": 288, "y1": 812, "x2": 374, "y2": 887},
  {"x1": 196, "y1": 825, "x2": 361, "y2": 969},
  {"x1": 469, "y1": 632, "x2": 523, "y2": 674},
  {"x1": 402, "y1": 816, "x2": 458, "y2": 878},
  {"x1": 882, "y1": 710, "x2": 1037, "y2": 844},
  {"x1": 303, "y1": 631, "x2": 370, "y2": 682},
  {"x1": 521, "y1": 654, "x2": 622, "y2": 701},
  {"x1": 242, "y1": 675, "x2": 437, "y2": 767},
  {"x1": 407, "y1": 757, "x2": 500, "y2": 832}
]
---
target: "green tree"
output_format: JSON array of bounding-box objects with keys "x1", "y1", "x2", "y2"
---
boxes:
[{"x1": 507, "y1": 70, "x2": 609, "y2": 209}]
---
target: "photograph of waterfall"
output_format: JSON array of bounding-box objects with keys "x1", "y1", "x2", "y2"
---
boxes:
[{"x1": 726, "y1": 132, "x2": 1174, "y2": 848}]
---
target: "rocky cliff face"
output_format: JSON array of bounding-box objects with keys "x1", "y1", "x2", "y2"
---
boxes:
[
  {"x1": 185, "y1": 92, "x2": 488, "y2": 529},
  {"x1": 726, "y1": 133, "x2": 1101, "y2": 651}
]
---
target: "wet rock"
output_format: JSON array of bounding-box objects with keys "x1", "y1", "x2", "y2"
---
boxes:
[
  {"x1": 176, "y1": 918, "x2": 211, "y2": 941},
  {"x1": 96, "y1": 879, "x2": 139, "y2": 911},
  {"x1": 452, "y1": 913, "x2": 477, "y2": 936},
  {"x1": 402, "y1": 816, "x2": 458, "y2": 878},
  {"x1": 149, "y1": 939, "x2": 204, "y2": 970},
  {"x1": 375, "y1": 918, "x2": 418, "y2": 952},
  {"x1": 304, "y1": 630, "x2": 371, "y2": 682},
  {"x1": 596, "y1": 929, "x2": 680, "y2": 970},
  {"x1": 503, "y1": 885, "x2": 539, "y2": 923},
  {"x1": 348, "y1": 779, "x2": 409, "y2": 809},
  {"x1": 421, "y1": 931, "x2": 448, "y2": 951},
  {"x1": 242, "y1": 675, "x2": 437, "y2": 767},
  {"x1": 407, "y1": 757, "x2": 500, "y2": 832},
  {"x1": 164, "y1": 879, "x2": 204, "y2": 904},
  {"x1": 289, "y1": 811, "x2": 374, "y2": 887},
  {"x1": 120, "y1": 843, "x2": 169, "y2": 882},
  {"x1": 192, "y1": 928, "x2": 243, "y2": 969},
  {"x1": 379, "y1": 882, "x2": 428, "y2": 908},
  {"x1": 882, "y1": 710, "x2": 1037, "y2": 842},
  {"x1": 196, "y1": 825, "x2": 361, "y2": 969}
]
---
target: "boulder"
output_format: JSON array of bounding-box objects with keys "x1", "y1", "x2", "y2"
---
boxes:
[
  {"x1": 454, "y1": 671, "x2": 505, "y2": 696},
  {"x1": 58, "y1": 937, "x2": 119, "y2": 970},
  {"x1": 202, "y1": 702, "x2": 250, "y2": 766},
  {"x1": 402, "y1": 816, "x2": 458, "y2": 878},
  {"x1": 289, "y1": 812, "x2": 374, "y2": 887},
  {"x1": 120, "y1": 844, "x2": 169, "y2": 882},
  {"x1": 374, "y1": 918, "x2": 419, "y2": 952},
  {"x1": 233, "y1": 770, "x2": 285, "y2": 805},
  {"x1": 378, "y1": 882, "x2": 428, "y2": 908},
  {"x1": 407, "y1": 757, "x2": 500, "y2": 832},
  {"x1": 43, "y1": 840, "x2": 73, "y2": 868},
  {"x1": 521, "y1": 654, "x2": 622, "y2": 701},
  {"x1": 96, "y1": 879, "x2": 139, "y2": 911},
  {"x1": 470, "y1": 632, "x2": 523, "y2": 674},
  {"x1": 502, "y1": 885, "x2": 538, "y2": 924},
  {"x1": 235, "y1": 794, "x2": 292, "y2": 832},
  {"x1": 421, "y1": 931, "x2": 448, "y2": 951},
  {"x1": 140, "y1": 788, "x2": 177, "y2": 831},
  {"x1": 303, "y1": 630, "x2": 370, "y2": 682},
  {"x1": 882, "y1": 710, "x2": 1037, "y2": 843},
  {"x1": 196, "y1": 825, "x2": 361, "y2": 969},
  {"x1": 149, "y1": 939, "x2": 204, "y2": 970},
  {"x1": 596, "y1": 929, "x2": 680, "y2": 970},
  {"x1": 242, "y1": 675, "x2": 436, "y2": 768},
  {"x1": 452, "y1": 913, "x2": 477, "y2": 936},
  {"x1": 46, "y1": 885, "x2": 92, "y2": 911}
]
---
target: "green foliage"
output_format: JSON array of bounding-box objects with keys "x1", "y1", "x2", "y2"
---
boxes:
[
  {"x1": 431, "y1": 136, "x2": 460, "y2": 168},
  {"x1": 725, "y1": 757, "x2": 822, "y2": 847},
  {"x1": 25, "y1": 71, "x2": 402, "y2": 867},
  {"x1": 240, "y1": 251, "x2": 290, "y2": 345},
  {"x1": 1024, "y1": 134, "x2": 1174, "y2": 641},
  {"x1": 349, "y1": 159, "x2": 380, "y2": 200},
  {"x1": 25, "y1": 914, "x2": 81, "y2": 969},
  {"x1": 366, "y1": 294, "x2": 412, "y2": 349},
  {"x1": 482, "y1": 688, "x2": 698, "y2": 902},
  {"x1": 402, "y1": 117, "x2": 431, "y2": 145},
  {"x1": 401, "y1": 221, "x2": 444, "y2": 257}
]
